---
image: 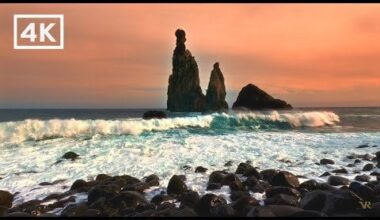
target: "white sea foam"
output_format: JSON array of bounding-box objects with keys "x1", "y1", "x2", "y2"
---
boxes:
[{"x1": 0, "y1": 111, "x2": 339, "y2": 143}]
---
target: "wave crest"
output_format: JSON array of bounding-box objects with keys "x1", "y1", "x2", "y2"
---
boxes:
[{"x1": 0, "y1": 111, "x2": 339, "y2": 143}]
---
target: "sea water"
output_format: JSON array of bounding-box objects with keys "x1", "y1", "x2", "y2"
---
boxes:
[{"x1": 0, "y1": 107, "x2": 379, "y2": 208}]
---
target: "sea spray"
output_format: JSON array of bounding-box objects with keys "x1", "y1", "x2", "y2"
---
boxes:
[{"x1": 0, "y1": 111, "x2": 340, "y2": 144}]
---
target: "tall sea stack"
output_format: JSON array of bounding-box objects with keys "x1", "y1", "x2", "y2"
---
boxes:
[
  {"x1": 167, "y1": 29, "x2": 206, "y2": 112},
  {"x1": 205, "y1": 62, "x2": 228, "y2": 111}
]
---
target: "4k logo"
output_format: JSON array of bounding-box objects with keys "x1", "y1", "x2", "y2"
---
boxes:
[{"x1": 14, "y1": 14, "x2": 64, "y2": 49}]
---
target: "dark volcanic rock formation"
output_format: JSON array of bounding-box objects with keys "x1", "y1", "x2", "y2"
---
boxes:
[
  {"x1": 205, "y1": 63, "x2": 228, "y2": 112},
  {"x1": 167, "y1": 29, "x2": 206, "y2": 112},
  {"x1": 142, "y1": 110, "x2": 167, "y2": 120},
  {"x1": 232, "y1": 84, "x2": 292, "y2": 110}
]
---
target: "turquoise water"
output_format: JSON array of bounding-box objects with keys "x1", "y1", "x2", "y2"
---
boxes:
[{"x1": 0, "y1": 108, "x2": 379, "y2": 206}]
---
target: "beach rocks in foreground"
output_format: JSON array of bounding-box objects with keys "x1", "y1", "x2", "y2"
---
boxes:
[{"x1": 5, "y1": 150, "x2": 380, "y2": 217}]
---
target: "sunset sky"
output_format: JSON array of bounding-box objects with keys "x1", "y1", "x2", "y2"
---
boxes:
[{"x1": 1, "y1": 4, "x2": 380, "y2": 108}]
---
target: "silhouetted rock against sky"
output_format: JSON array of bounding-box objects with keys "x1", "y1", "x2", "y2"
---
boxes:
[
  {"x1": 205, "y1": 62, "x2": 228, "y2": 112},
  {"x1": 167, "y1": 29, "x2": 206, "y2": 112},
  {"x1": 232, "y1": 84, "x2": 292, "y2": 110}
]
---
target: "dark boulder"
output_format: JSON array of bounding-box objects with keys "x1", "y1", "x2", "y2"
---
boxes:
[
  {"x1": 270, "y1": 171, "x2": 300, "y2": 188},
  {"x1": 179, "y1": 190, "x2": 200, "y2": 208},
  {"x1": 319, "y1": 172, "x2": 331, "y2": 177},
  {"x1": 299, "y1": 179, "x2": 319, "y2": 191},
  {"x1": 320, "y1": 159, "x2": 335, "y2": 165},
  {"x1": 167, "y1": 29, "x2": 206, "y2": 112},
  {"x1": 167, "y1": 175, "x2": 187, "y2": 195},
  {"x1": 266, "y1": 186, "x2": 301, "y2": 199},
  {"x1": 349, "y1": 182, "x2": 376, "y2": 202},
  {"x1": 195, "y1": 166, "x2": 207, "y2": 173},
  {"x1": 204, "y1": 62, "x2": 228, "y2": 112},
  {"x1": 208, "y1": 171, "x2": 226, "y2": 185},
  {"x1": 260, "y1": 169, "x2": 279, "y2": 182},
  {"x1": 264, "y1": 194, "x2": 299, "y2": 206},
  {"x1": 327, "y1": 175, "x2": 350, "y2": 186},
  {"x1": 300, "y1": 189, "x2": 362, "y2": 215},
  {"x1": 195, "y1": 194, "x2": 227, "y2": 216},
  {"x1": 142, "y1": 110, "x2": 167, "y2": 120},
  {"x1": 232, "y1": 84, "x2": 292, "y2": 110},
  {"x1": 62, "y1": 151, "x2": 79, "y2": 161},
  {"x1": 331, "y1": 168, "x2": 348, "y2": 174},
  {"x1": 247, "y1": 205, "x2": 303, "y2": 217},
  {"x1": 144, "y1": 174, "x2": 160, "y2": 187},
  {"x1": 0, "y1": 191, "x2": 13, "y2": 208},
  {"x1": 355, "y1": 174, "x2": 371, "y2": 182},
  {"x1": 363, "y1": 163, "x2": 374, "y2": 171},
  {"x1": 70, "y1": 179, "x2": 87, "y2": 191}
]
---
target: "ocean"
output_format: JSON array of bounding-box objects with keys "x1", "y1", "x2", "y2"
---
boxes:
[{"x1": 0, "y1": 107, "x2": 379, "y2": 209}]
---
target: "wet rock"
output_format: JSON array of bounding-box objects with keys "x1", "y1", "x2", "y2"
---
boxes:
[
  {"x1": 247, "y1": 205, "x2": 303, "y2": 217},
  {"x1": 151, "y1": 194, "x2": 175, "y2": 206},
  {"x1": 206, "y1": 183, "x2": 221, "y2": 191},
  {"x1": 167, "y1": 175, "x2": 187, "y2": 195},
  {"x1": 123, "y1": 182, "x2": 150, "y2": 193},
  {"x1": 357, "y1": 144, "x2": 370, "y2": 148},
  {"x1": 179, "y1": 190, "x2": 200, "y2": 208},
  {"x1": 70, "y1": 179, "x2": 87, "y2": 191},
  {"x1": 349, "y1": 182, "x2": 376, "y2": 202},
  {"x1": 319, "y1": 172, "x2": 331, "y2": 177},
  {"x1": 167, "y1": 29, "x2": 206, "y2": 112},
  {"x1": 260, "y1": 169, "x2": 279, "y2": 182},
  {"x1": 208, "y1": 171, "x2": 225, "y2": 185},
  {"x1": 363, "y1": 163, "x2": 374, "y2": 171},
  {"x1": 5, "y1": 212, "x2": 32, "y2": 217},
  {"x1": 142, "y1": 110, "x2": 167, "y2": 120},
  {"x1": 264, "y1": 194, "x2": 299, "y2": 206},
  {"x1": 0, "y1": 190, "x2": 13, "y2": 208},
  {"x1": 182, "y1": 165, "x2": 191, "y2": 170},
  {"x1": 331, "y1": 168, "x2": 348, "y2": 174},
  {"x1": 270, "y1": 171, "x2": 300, "y2": 188},
  {"x1": 143, "y1": 174, "x2": 159, "y2": 187},
  {"x1": 195, "y1": 166, "x2": 207, "y2": 173},
  {"x1": 288, "y1": 210, "x2": 327, "y2": 217},
  {"x1": 266, "y1": 186, "x2": 301, "y2": 199},
  {"x1": 222, "y1": 173, "x2": 244, "y2": 191},
  {"x1": 0, "y1": 206, "x2": 8, "y2": 217},
  {"x1": 87, "y1": 185, "x2": 119, "y2": 205},
  {"x1": 224, "y1": 161, "x2": 233, "y2": 167},
  {"x1": 209, "y1": 204, "x2": 235, "y2": 217},
  {"x1": 95, "y1": 174, "x2": 111, "y2": 182},
  {"x1": 231, "y1": 196, "x2": 258, "y2": 216},
  {"x1": 62, "y1": 151, "x2": 79, "y2": 161},
  {"x1": 204, "y1": 62, "x2": 228, "y2": 112},
  {"x1": 110, "y1": 191, "x2": 148, "y2": 209},
  {"x1": 299, "y1": 179, "x2": 319, "y2": 191},
  {"x1": 301, "y1": 189, "x2": 362, "y2": 215},
  {"x1": 230, "y1": 191, "x2": 250, "y2": 201},
  {"x1": 195, "y1": 194, "x2": 227, "y2": 216},
  {"x1": 168, "y1": 206, "x2": 198, "y2": 217},
  {"x1": 235, "y1": 163, "x2": 261, "y2": 179},
  {"x1": 232, "y1": 84, "x2": 292, "y2": 110},
  {"x1": 328, "y1": 175, "x2": 350, "y2": 186},
  {"x1": 347, "y1": 163, "x2": 355, "y2": 167},
  {"x1": 354, "y1": 159, "x2": 362, "y2": 164},
  {"x1": 355, "y1": 174, "x2": 371, "y2": 182},
  {"x1": 320, "y1": 159, "x2": 335, "y2": 165}
]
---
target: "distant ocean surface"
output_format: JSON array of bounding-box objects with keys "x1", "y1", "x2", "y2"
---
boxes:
[{"x1": 0, "y1": 107, "x2": 379, "y2": 207}]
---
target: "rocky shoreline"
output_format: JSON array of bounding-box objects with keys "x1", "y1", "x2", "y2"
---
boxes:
[{"x1": 1, "y1": 148, "x2": 380, "y2": 217}]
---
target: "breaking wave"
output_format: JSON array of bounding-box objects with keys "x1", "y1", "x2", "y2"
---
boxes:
[{"x1": 0, "y1": 111, "x2": 339, "y2": 143}]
